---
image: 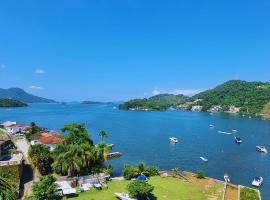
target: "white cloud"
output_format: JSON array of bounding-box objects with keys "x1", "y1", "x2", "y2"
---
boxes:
[
  {"x1": 152, "y1": 90, "x2": 161, "y2": 95},
  {"x1": 29, "y1": 85, "x2": 44, "y2": 90},
  {"x1": 1, "y1": 64, "x2": 6, "y2": 69},
  {"x1": 35, "y1": 69, "x2": 45, "y2": 74}
]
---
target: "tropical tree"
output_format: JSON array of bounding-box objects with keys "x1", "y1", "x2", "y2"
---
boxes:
[
  {"x1": 25, "y1": 122, "x2": 41, "y2": 140},
  {"x1": 98, "y1": 130, "x2": 108, "y2": 141},
  {"x1": 171, "y1": 168, "x2": 180, "y2": 177},
  {"x1": 53, "y1": 123, "x2": 103, "y2": 176},
  {"x1": 122, "y1": 165, "x2": 139, "y2": 180},
  {"x1": 0, "y1": 176, "x2": 15, "y2": 200},
  {"x1": 28, "y1": 144, "x2": 52, "y2": 175},
  {"x1": 96, "y1": 141, "x2": 111, "y2": 160},
  {"x1": 30, "y1": 175, "x2": 62, "y2": 200}
]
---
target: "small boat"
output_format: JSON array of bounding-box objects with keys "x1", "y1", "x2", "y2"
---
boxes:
[
  {"x1": 209, "y1": 124, "x2": 215, "y2": 128},
  {"x1": 169, "y1": 137, "x2": 178, "y2": 143},
  {"x1": 115, "y1": 193, "x2": 137, "y2": 200},
  {"x1": 232, "y1": 129, "x2": 238, "y2": 133},
  {"x1": 224, "y1": 173, "x2": 230, "y2": 183},
  {"x1": 218, "y1": 131, "x2": 233, "y2": 135},
  {"x1": 200, "y1": 157, "x2": 208, "y2": 162},
  {"x1": 256, "y1": 146, "x2": 267, "y2": 153},
  {"x1": 234, "y1": 137, "x2": 242, "y2": 144},
  {"x1": 252, "y1": 177, "x2": 263, "y2": 187}
]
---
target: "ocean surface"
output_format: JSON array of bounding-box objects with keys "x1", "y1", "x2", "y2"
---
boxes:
[{"x1": 1, "y1": 103, "x2": 270, "y2": 199}]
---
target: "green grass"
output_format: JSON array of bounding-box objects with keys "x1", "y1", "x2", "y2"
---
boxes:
[
  {"x1": 66, "y1": 176, "x2": 223, "y2": 200},
  {"x1": 240, "y1": 188, "x2": 259, "y2": 200}
]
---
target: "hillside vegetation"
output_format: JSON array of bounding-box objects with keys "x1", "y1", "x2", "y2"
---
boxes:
[
  {"x1": 261, "y1": 101, "x2": 270, "y2": 118},
  {"x1": 0, "y1": 98, "x2": 28, "y2": 107},
  {"x1": 192, "y1": 80, "x2": 270, "y2": 114},
  {"x1": 119, "y1": 94, "x2": 188, "y2": 110}
]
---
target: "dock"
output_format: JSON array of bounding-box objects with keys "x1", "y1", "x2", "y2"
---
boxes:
[{"x1": 106, "y1": 152, "x2": 122, "y2": 159}]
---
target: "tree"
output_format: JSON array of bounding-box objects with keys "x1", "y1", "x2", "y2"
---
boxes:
[
  {"x1": 0, "y1": 176, "x2": 15, "y2": 200},
  {"x1": 122, "y1": 165, "x2": 139, "y2": 180},
  {"x1": 171, "y1": 168, "x2": 180, "y2": 177},
  {"x1": 127, "y1": 181, "x2": 154, "y2": 200},
  {"x1": 31, "y1": 175, "x2": 62, "y2": 200},
  {"x1": 98, "y1": 130, "x2": 108, "y2": 141},
  {"x1": 145, "y1": 166, "x2": 159, "y2": 177},
  {"x1": 96, "y1": 141, "x2": 111, "y2": 160},
  {"x1": 196, "y1": 171, "x2": 205, "y2": 179},
  {"x1": 138, "y1": 162, "x2": 146, "y2": 175},
  {"x1": 28, "y1": 144, "x2": 51, "y2": 175},
  {"x1": 25, "y1": 122, "x2": 41, "y2": 140}
]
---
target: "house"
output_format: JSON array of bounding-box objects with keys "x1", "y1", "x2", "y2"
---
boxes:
[
  {"x1": 228, "y1": 105, "x2": 241, "y2": 113},
  {"x1": 30, "y1": 131, "x2": 64, "y2": 151},
  {"x1": 5, "y1": 124, "x2": 28, "y2": 135},
  {"x1": 191, "y1": 105, "x2": 203, "y2": 112},
  {"x1": 0, "y1": 135, "x2": 13, "y2": 157},
  {"x1": 208, "y1": 105, "x2": 223, "y2": 113},
  {"x1": 1, "y1": 121, "x2": 16, "y2": 128}
]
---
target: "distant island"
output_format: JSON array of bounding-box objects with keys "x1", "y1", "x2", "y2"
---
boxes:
[
  {"x1": 119, "y1": 80, "x2": 270, "y2": 117},
  {"x1": 82, "y1": 101, "x2": 113, "y2": 104},
  {"x1": 0, "y1": 98, "x2": 28, "y2": 107},
  {"x1": 0, "y1": 88, "x2": 56, "y2": 103}
]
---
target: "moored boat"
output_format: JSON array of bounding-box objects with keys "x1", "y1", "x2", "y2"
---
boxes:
[
  {"x1": 209, "y1": 124, "x2": 215, "y2": 128},
  {"x1": 169, "y1": 137, "x2": 178, "y2": 143},
  {"x1": 252, "y1": 177, "x2": 263, "y2": 187},
  {"x1": 200, "y1": 156, "x2": 208, "y2": 162},
  {"x1": 234, "y1": 137, "x2": 242, "y2": 144},
  {"x1": 224, "y1": 173, "x2": 230, "y2": 183},
  {"x1": 256, "y1": 146, "x2": 267, "y2": 153}
]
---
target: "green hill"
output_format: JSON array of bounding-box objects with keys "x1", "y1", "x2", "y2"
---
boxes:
[
  {"x1": 192, "y1": 80, "x2": 270, "y2": 114},
  {"x1": 0, "y1": 98, "x2": 28, "y2": 107},
  {"x1": 119, "y1": 94, "x2": 189, "y2": 111}
]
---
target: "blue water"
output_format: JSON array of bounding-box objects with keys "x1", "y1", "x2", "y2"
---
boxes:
[
  {"x1": 1, "y1": 103, "x2": 270, "y2": 199},
  {"x1": 0, "y1": 155, "x2": 12, "y2": 161}
]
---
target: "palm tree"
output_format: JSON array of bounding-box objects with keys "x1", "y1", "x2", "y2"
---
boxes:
[
  {"x1": 138, "y1": 162, "x2": 146, "y2": 175},
  {"x1": 96, "y1": 142, "x2": 111, "y2": 160},
  {"x1": 99, "y1": 131, "x2": 108, "y2": 141},
  {"x1": 171, "y1": 168, "x2": 180, "y2": 177},
  {"x1": 0, "y1": 176, "x2": 14, "y2": 200}
]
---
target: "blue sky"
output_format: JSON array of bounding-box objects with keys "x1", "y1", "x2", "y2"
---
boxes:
[{"x1": 0, "y1": 0, "x2": 270, "y2": 101}]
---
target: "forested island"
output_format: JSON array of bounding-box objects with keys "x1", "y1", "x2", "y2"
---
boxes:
[
  {"x1": 119, "y1": 80, "x2": 270, "y2": 117},
  {"x1": 0, "y1": 98, "x2": 28, "y2": 107}
]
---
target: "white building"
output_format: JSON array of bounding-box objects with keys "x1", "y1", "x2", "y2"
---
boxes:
[{"x1": 191, "y1": 105, "x2": 203, "y2": 112}]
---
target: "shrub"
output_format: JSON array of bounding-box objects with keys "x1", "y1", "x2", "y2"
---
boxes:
[
  {"x1": 196, "y1": 171, "x2": 205, "y2": 179},
  {"x1": 122, "y1": 165, "x2": 139, "y2": 180},
  {"x1": 145, "y1": 166, "x2": 159, "y2": 177},
  {"x1": 102, "y1": 165, "x2": 113, "y2": 175},
  {"x1": 127, "y1": 181, "x2": 154, "y2": 199}
]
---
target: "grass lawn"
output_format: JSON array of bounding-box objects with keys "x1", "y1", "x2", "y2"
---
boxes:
[
  {"x1": 66, "y1": 176, "x2": 223, "y2": 200},
  {"x1": 240, "y1": 188, "x2": 260, "y2": 200}
]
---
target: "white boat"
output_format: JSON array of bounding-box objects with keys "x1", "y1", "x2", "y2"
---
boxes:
[
  {"x1": 200, "y1": 157, "x2": 208, "y2": 162},
  {"x1": 209, "y1": 124, "x2": 215, "y2": 128},
  {"x1": 232, "y1": 129, "x2": 238, "y2": 133},
  {"x1": 218, "y1": 131, "x2": 233, "y2": 135},
  {"x1": 169, "y1": 137, "x2": 178, "y2": 143},
  {"x1": 252, "y1": 177, "x2": 263, "y2": 187},
  {"x1": 115, "y1": 193, "x2": 137, "y2": 200},
  {"x1": 256, "y1": 146, "x2": 267, "y2": 153}
]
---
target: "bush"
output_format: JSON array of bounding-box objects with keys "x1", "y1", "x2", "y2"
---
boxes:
[
  {"x1": 102, "y1": 165, "x2": 113, "y2": 175},
  {"x1": 196, "y1": 171, "x2": 205, "y2": 179},
  {"x1": 127, "y1": 181, "x2": 154, "y2": 199},
  {"x1": 122, "y1": 165, "x2": 139, "y2": 180},
  {"x1": 145, "y1": 166, "x2": 159, "y2": 177}
]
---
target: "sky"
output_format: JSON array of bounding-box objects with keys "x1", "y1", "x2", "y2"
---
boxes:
[{"x1": 0, "y1": 0, "x2": 270, "y2": 101}]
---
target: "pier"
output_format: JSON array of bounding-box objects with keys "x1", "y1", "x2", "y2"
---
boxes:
[{"x1": 106, "y1": 152, "x2": 122, "y2": 159}]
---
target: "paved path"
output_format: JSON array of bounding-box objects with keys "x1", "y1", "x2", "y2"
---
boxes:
[{"x1": 14, "y1": 138, "x2": 30, "y2": 164}]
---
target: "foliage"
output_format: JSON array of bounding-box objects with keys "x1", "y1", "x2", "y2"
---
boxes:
[
  {"x1": 0, "y1": 176, "x2": 16, "y2": 200},
  {"x1": 171, "y1": 168, "x2": 180, "y2": 177},
  {"x1": 240, "y1": 188, "x2": 259, "y2": 200},
  {"x1": 196, "y1": 171, "x2": 205, "y2": 179},
  {"x1": 96, "y1": 141, "x2": 111, "y2": 160},
  {"x1": 25, "y1": 122, "x2": 41, "y2": 140},
  {"x1": 122, "y1": 165, "x2": 140, "y2": 180},
  {"x1": 31, "y1": 175, "x2": 62, "y2": 200},
  {"x1": 119, "y1": 94, "x2": 189, "y2": 111},
  {"x1": 145, "y1": 166, "x2": 159, "y2": 177},
  {"x1": 137, "y1": 162, "x2": 146, "y2": 174},
  {"x1": 127, "y1": 181, "x2": 154, "y2": 199},
  {"x1": 0, "y1": 98, "x2": 27, "y2": 107},
  {"x1": 99, "y1": 130, "x2": 108, "y2": 141},
  {"x1": 53, "y1": 123, "x2": 104, "y2": 177},
  {"x1": 102, "y1": 165, "x2": 113, "y2": 175},
  {"x1": 192, "y1": 80, "x2": 270, "y2": 114},
  {"x1": 261, "y1": 101, "x2": 270, "y2": 118},
  {"x1": 28, "y1": 144, "x2": 52, "y2": 175}
]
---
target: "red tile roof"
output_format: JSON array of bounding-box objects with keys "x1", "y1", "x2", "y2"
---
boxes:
[{"x1": 31, "y1": 132, "x2": 64, "y2": 145}]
